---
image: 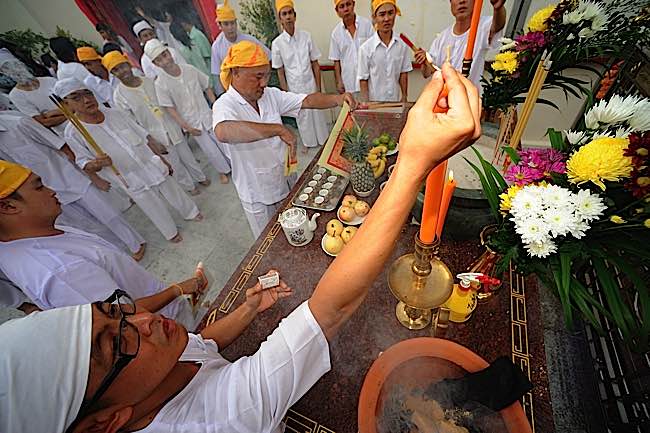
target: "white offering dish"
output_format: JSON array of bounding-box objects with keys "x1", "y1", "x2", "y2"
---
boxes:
[
  {"x1": 308, "y1": 180, "x2": 317, "y2": 187},
  {"x1": 313, "y1": 174, "x2": 322, "y2": 181},
  {"x1": 303, "y1": 187, "x2": 314, "y2": 194},
  {"x1": 298, "y1": 193, "x2": 309, "y2": 201},
  {"x1": 319, "y1": 189, "x2": 329, "y2": 197},
  {"x1": 323, "y1": 182, "x2": 333, "y2": 189},
  {"x1": 327, "y1": 175, "x2": 337, "y2": 182},
  {"x1": 387, "y1": 164, "x2": 396, "y2": 177},
  {"x1": 314, "y1": 196, "x2": 325, "y2": 204},
  {"x1": 380, "y1": 181, "x2": 388, "y2": 192},
  {"x1": 317, "y1": 167, "x2": 326, "y2": 174}
]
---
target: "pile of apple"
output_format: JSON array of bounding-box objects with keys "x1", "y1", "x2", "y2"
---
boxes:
[
  {"x1": 323, "y1": 219, "x2": 357, "y2": 255},
  {"x1": 339, "y1": 194, "x2": 370, "y2": 222}
]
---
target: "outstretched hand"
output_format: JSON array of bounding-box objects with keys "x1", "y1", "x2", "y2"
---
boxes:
[{"x1": 245, "y1": 270, "x2": 293, "y2": 313}]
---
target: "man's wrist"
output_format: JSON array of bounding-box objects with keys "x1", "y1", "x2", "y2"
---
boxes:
[{"x1": 240, "y1": 301, "x2": 258, "y2": 318}]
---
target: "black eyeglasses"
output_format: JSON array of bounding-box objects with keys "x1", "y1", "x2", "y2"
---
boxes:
[{"x1": 78, "y1": 290, "x2": 141, "y2": 416}]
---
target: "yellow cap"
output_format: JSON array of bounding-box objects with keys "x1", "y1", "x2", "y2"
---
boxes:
[
  {"x1": 275, "y1": 0, "x2": 294, "y2": 13},
  {"x1": 333, "y1": 0, "x2": 344, "y2": 6},
  {"x1": 220, "y1": 40, "x2": 269, "y2": 90},
  {"x1": 371, "y1": 0, "x2": 401, "y2": 16},
  {"x1": 101, "y1": 51, "x2": 129, "y2": 72},
  {"x1": 216, "y1": 0, "x2": 237, "y2": 22},
  {"x1": 76, "y1": 46, "x2": 102, "y2": 62},
  {"x1": 0, "y1": 160, "x2": 31, "y2": 199}
]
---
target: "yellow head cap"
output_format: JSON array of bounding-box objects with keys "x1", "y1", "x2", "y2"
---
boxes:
[
  {"x1": 275, "y1": 0, "x2": 294, "y2": 14},
  {"x1": 76, "y1": 46, "x2": 102, "y2": 62},
  {"x1": 101, "y1": 51, "x2": 129, "y2": 73},
  {"x1": 216, "y1": 0, "x2": 237, "y2": 22},
  {"x1": 220, "y1": 40, "x2": 269, "y2": 90},
  {"x1": 0, "y1": 160, "x2": 31, "y2": 199},
  {"x1": 371, "y1": 0, "x2": 401, "y2": 16}
]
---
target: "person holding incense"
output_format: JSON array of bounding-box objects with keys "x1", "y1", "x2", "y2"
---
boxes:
[
  {"x1": 55, "y1": 78, "x2": 202, "y2": 243},
  {"x1": 357, "y1": 0, "x2": 412, "y2": 102},
  {"x1": 415, "y1": 0, "x2": 506, "y2": 91},
  {"x1": 0, "y1": 159, "x2": 208, "y2": 328},
  {"x1": 105, "y1": 51, "x2": 210, "y2": 195},
  {"x1": 213, "y1": 40, "x2": 356, "y2": 238},
  {"x1": 0, "y1": 62, "x2": 482, "y2": 433},
  {"x1": 329, "y1": 0, "x2": 374, "y2": 95},
  {"x1": 272, "y1": 0, "x2": 329, "y2": 152},
  {"x1": 145, "y1": 39, "x2": 231, "y2": 185}
]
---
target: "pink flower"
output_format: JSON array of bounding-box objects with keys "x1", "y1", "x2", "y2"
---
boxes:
[
  {"x1": 515, "y1": 31, "x2": 547, "y2": 52},
  {"x1": 505, "y1": 164, "x2": 540, "y2": 186},
  {"x1": 519, "y1": 148, "x2": 566, "y2": 176}
]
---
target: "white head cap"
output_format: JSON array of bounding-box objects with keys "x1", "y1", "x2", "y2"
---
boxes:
[
  {"x1": 144, "y1": 39, "x2": 168, "y2": 61},
  {"x1": 53, "y1": 78, "x2": 89, "y2": 98},
  {"x1": 0, "y1": 305, "x2": 92, "y2": 433},
  {"x1": 132, "y1": 20, "x2": 154, "y2": 37}
]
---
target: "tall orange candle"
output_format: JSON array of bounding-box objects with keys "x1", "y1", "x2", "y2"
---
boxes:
[
  {"x1": 435, "y1": 170, "x2": 457, "y2": 239},
  {"x1": 462, "y1": 0, "x2": 484, "y2": 76},
  {"x1": 419, "y1": 161, "x2": 448, "y2": 243}
]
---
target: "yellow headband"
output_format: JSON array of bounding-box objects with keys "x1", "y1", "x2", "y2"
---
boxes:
[
  {"x1": 0, "y1": 160, "x2": 31, "y2": 199},
  {"x1": 372, "y1": 0, "x2": 401, "y2": 16},
  {"x1": 276, "y1": 0, "x2": 294, "y2": 13},
  {"x1": 216, "y1": 0, "x2": 237, "y2": 22},
  {"x1": 220, "y1": 40, "x2": 269, "y2": 90},
  {"x1": 101, "y1": 51, "x2": 129, "y2": 72},
  {"x1": 76, "y1": 46, "x2": 101, "y2": 62}
]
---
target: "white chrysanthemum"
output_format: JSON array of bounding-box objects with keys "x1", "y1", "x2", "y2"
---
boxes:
[
  {"x1": 565, "y1": 130, "x2": 586, "y2": 145},
  {"x1": 590, "y1": 11, "x2": 607, "y2": 31},
  {"x1": 525, "y1": 239, "x2": 558, "y2": 258},
  {"x1": 510, "y1": 188, "x2": 543, "y2": 217},
  {"x1": 578, "y1": 28, "x2": 595, "y2": 39},
  {"x1": 499, "y1": 37, "x2": 516, "y2": 51},
  {"x1": 613, "y1": 126, "x2": 632, "y2": 138},
  {"x1": 546, "y1": 208, "x2": 577, "y2": 237},
  {"x1": 585, "y1": 94, "x2": 640, "y2": 129},
  {"x1": 564, "y1": 0, "x2": 606, "y2": 25},
  {"x1": 629, "y1": 99, "x2": 650, "y2": 132},
  {"x1": 516, "y1": 217, "x2": 550, "y2": 244},
  {"x1": 542, "y1": 184, "x2": 574, "y2": 209},
  {"x1": 572, "y1": 189, "x2": 606, "y2": 222},
  {"x1": 570, "y1": 219, "x2": 590, "y2": 239}
]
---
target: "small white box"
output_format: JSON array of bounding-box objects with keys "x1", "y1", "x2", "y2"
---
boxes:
[{"x1": 258, "y1": 272, "x2": 280, "y2": 289}]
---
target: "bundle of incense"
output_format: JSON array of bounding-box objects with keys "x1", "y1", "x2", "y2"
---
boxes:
[
  {"x1": 399, "y1": 33, "x2": 440, "y2": 72},
  {"x1": 49, "y1": 94, "x2": 129, "y2": 188}
]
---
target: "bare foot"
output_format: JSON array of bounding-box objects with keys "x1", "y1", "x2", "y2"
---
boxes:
[
  {"x1": 132, "y1": 243, "x2": 147, "y2": 261},
  {"x1": 170, "y1": 233, "x2": 183, "y2": 243},
  {"x1": 194, "y1": 212, "x2": 204, "y2": 221},
  {"x1": 219, "y1": 174, "x2": 229, "y2": 184},
  {"x1": 199, "y1": 179, "x2": 211, "y2": 187},
  {"x1": 189, "y1": 187, "x2": 201, "y2": 196}
]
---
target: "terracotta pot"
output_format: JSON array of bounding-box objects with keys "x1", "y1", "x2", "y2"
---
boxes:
[{"x1": 358, "y1": 337, "x2": 532, "y2": 433}]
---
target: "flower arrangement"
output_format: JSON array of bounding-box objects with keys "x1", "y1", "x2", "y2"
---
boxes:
[
  {"x1": 467, "y1": 93, "x2": 650, "y2": 351},
  {"x1": 482, "y1": 0, "x2": 650, "y2": 110}
]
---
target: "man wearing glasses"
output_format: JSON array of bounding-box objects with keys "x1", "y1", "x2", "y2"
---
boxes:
[{"x1": 0, "y1": 63, "x2": 482, "y2": 433}]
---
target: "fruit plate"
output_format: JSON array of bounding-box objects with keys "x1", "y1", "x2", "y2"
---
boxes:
[
  {"x1": 321, "y1": 234, "x2": 339, "y2": 257},
  {"x1": 386, "y1": 142, "x2": 399, "y2": 156},
  {"x1": 337, "y1": 206, "x2": 367, "y2": 226}
]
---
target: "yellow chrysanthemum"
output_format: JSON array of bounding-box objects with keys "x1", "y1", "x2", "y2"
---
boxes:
[
  {"x1": 499, "y1": 184, "x2": 522, "y2": 213},
  {"x1": 492, "y1": 51, "x2": 519, "y2": 74},
  {"x1": 610, "y1": 215, "x2": 626, "y2": 224},
  {"x1": 644, "y1": 219, "x2": 650, "y2": 229},
  {"x1": 566, "y1": 137, "x2": 633, "y2": 190},
  {"x1": 527, "y1": 4, "x2": 556, "y2": 32}
]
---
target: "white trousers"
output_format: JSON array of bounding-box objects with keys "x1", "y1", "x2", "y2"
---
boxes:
[
  {"x1": 297, "y1": 108, "x2": 329, "y2": 148},
  {"x1": 104, "y1": 186, "x2": 133, "y2": 212},
  {"x1": 241, "y1": 200, "x2": 283, "y2": 239},
  {"x1": 192, "y1": 130, "x2": 231, "y2": 174},
  {"x1": 174, "y1": 138, "x2": 207, "y2": 186},
  {"x1": 127, "y1": 177, "x2": 200, "y2": 240}
]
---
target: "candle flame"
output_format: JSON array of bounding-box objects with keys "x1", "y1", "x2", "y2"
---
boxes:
[{"x1": 449, "y1": 170, "x2": 454, "y2": 182}]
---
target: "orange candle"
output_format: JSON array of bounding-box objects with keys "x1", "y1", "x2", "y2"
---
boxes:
[
  {"x1": 464, "y1": 0, "x2": 483, "y2": 61},
  {"x1": 419, "y1": 161, "x2": 448, "y2": 243},
  {"x1": 435, "y1": 170, "x2": 457, "y2": 239}
]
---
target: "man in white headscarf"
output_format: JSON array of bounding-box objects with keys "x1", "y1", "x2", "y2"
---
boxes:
[
  {"x1": 0, "y1": 63, "x2": 483, "y2": 433},
  {"x1": 133, "y1": 20, "x2": 188, "y2": 79}
]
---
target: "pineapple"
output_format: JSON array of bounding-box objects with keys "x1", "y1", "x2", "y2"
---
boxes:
[{"x1": 342, "y1": 124, "x2": 375, "y2": 195}]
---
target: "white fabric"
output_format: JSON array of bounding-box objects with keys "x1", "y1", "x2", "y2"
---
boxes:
[
  {"x1": 144, "y1": 38, "x2": 168, "y2": 61},
  {"x1": 8, "y1": 77, "x2": 67, "y2": 134},
  {"x1": 210, "y1": 32, "x2": 271, "y2": 94},
  {"x1": 0, "y1": 304, "x2": 91, "y2": 433},
  {"x1": 192, "y1": 129, "x2": 231, "y2": 175},
  {"x1": 271, "y1": 29, "x2": 328, "y2": 148},
  {"x1": 84, "y1": 74, "x2": 118, "y2": 106},
  {"x1": 141, "y1": 46, "x2": 187, "y2": 79},
  {"x1": 241, "y1": 200, "x2": 282, "y2": 239},
  {"x1": 153, "y1": 20, "x2": 187, "y2": 56},
  {"x1": 0, "y1": 269, "x2": 28, "y2": 309},
  {"x1": 213, "y1": 86, "x2": 305, "y2": 204},
  {"x1": 0, "y1": 48, "x2": 17, "y2": 66},
  {"x1": 328, "y1": 15, "x2": 374, "y2": 92},
  {"x1": 357, "y1": 32, "x2": 413, "y2": 102},
  {"x1": 173, "y1": 138, "x2": 208, "y2": 184},
  {"x1": 56, "y1": 60, "x2": 92, "y2": 82},
  {"x1": 133, "y1": 20, "x2": 154, "y2": 37},
  {"x1": 428, "y1": 16, "x2": 502, "y2": 92},
  {"x1": 53, "y1": 77, "x2": 88, "y2": 98},
  {"x1": 155, "y1": 63, "x2": 213, "y2": 130},
  {"x1": 139, "y1": 301, "x2": 330, "y2": 433}
]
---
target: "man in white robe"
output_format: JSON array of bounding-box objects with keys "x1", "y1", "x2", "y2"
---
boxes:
[
  {"x1": 214, "y1": 41, "x2": 356, "y2": 238},
  {"x1": 272, "y1": 0, "x2": 329, "y2": 152},
  {"x1": 0, "y1": 111, "x2": 146, "y2": 258},
  {"x1": 55, "y1": 78, "x2": 202, "y2": 243},
  {"x1": 145, "y1": 39, "x2": 231, "y2": 184},
  {"x1": 133, "y1": 21, "x2": 188, "y2": 79},
  {"x1": 105, "y1": 51, "x2": 209, "y2": 194}
]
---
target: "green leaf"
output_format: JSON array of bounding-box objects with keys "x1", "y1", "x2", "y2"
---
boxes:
[
  {"x1": 501, "y1": 146, "x2": 521, "y2": 165},
  {"x1": 591, "y1": 257, "x2": 633, "y2": 339},
  {"x1": 463, "y1": 155, "x2": 500, "y2": 220},
  {"x1": 536, "y1": 98, "x2": 561, "y2": 110},
  {"x1": 547, "y1": 128, "x2": 567, "y2": 152}
]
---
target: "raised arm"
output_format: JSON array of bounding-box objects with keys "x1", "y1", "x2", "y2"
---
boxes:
[
  {"x1": 490, "y1": 0, "x2": 507, "y2": 41},
  {"x1": 301, "y1": 92, "x2": 356, "y2": 110},
  {"x1": 308, "y1": 64, "x2": 482, "y2": 340}
]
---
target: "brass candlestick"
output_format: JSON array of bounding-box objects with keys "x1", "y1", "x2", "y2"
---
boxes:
[{"x1": 388, "y1": 234, "x2": 454, "y2": 330}]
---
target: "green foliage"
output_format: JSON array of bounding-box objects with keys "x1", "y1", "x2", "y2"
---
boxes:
[
  {"x1": 0, "y1": 27, "x2": 100, "y2": 60},
  {"x1": 238, "y1": 0, "x2": 279, "y2": 48},
  {"x1": 54, "y1": 26, "x2": 100, "y2": 52}
]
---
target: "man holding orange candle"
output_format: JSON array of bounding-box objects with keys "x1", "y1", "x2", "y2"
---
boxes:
[{"x1": 415, "y1": 0, "x2": 506, "y2": 91}]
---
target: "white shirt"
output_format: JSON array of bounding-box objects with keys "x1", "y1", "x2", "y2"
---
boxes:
[
  {"x1": 65, "y1": 107, "x2": 168, "y2": 194},
  {"x1": 139, "y1": 301, "x2": 330, "y2": 433},
  {"x1": 84, "y1": 74, "x2": 118, "y2": 106},
  {"x1": 0, "y1": 226, "x2": 165, "y2": 310},
  {"x1": 155, "y1": 64, "x2": 212, "y2": 131},
  {"x1": 272, "y1": 29, "x2": 320, "y2": 94},
  {"x1": 210, "y1": 32, "x2": 271, "y2": 94},
  {"x1": 140, "y1": 46, "x2": 187, "y2": 79},
  {"x1": 428, "y1": 16, "x2": 502, "y2": 92},
  {"x1": 357, "y1": 32, "x2": 413, "y2": 102},
  {"x1": 0, "y1": 111, "x2": 91, "y2": 204},
  {"x1": 212, "y1": 86, "x2": 305, "y2": 204},
  {"x1": 329, "y1": 15, "x2": 374, "y2": 93},
  {"x1": 8, "y1": 77, "x2": 67, "y2": 135},
  {"x1": 114, "y1": 77, "x2": 184, "y2": 146},
  {"x1": 56, "y1": 60, "x2": 92, "y2": 82}
]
